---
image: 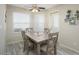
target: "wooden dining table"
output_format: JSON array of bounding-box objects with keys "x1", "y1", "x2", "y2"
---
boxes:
[{"x1": 25, "y1": 32, "x2": 49, "y2": 55}]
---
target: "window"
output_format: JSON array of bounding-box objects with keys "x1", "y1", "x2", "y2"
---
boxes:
[
  {"x1": 51, "y1": 12, "x2": 59, "y2": 32},
  {"x1": 34, "y1": 14, "x2": 45, "y2": 32},
  {"x1": 13, "y1": 12, "x2": 31, "y2": 32}
]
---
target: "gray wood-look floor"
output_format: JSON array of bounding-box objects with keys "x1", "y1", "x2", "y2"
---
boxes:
[{"x1": 5, "y1": 41, "x2": 78, "y2": 55}]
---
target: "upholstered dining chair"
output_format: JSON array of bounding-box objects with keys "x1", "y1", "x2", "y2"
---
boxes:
[{"x1": 41, "y1": 32, "x2": 59, "y2": 55}]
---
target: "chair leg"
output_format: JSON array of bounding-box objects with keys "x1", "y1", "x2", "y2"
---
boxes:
[
  {"x1": 54, "y1": 45, "x2": 57, "y2": 55},
  {"x1": 26, "y1": 39, "x2": 30, "y2": 55},
  {"x1": 23, "y1": 42, "x2": 26, "y2": 52},
  {"x1": 27, "y1": 48, "x2": 29, "y2": 55}
]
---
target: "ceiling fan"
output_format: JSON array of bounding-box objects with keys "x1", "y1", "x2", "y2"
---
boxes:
[{"x1": 29, "y1": 4, "x2": 45, "y2": 12}]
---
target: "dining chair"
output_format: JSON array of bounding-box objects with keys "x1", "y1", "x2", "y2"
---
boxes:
[
  {"x1": 41, "y1": 32, "x2": 59, "y2": 55},
  {"x1": 21, "y1": 31, "x2": 27, "y2": 52},
  {"x1": 21, "y1": 30, "x2": 34, "y2": 54},
  {"x1": 26, "y1": 28, "x2": 33, "y2": 33},
  {"x1": 44, "y1": 28, "x2": 50, "y2": 34}
]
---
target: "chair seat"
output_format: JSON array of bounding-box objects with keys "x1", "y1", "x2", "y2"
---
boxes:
[
  {"x1": 41, "y1": 44, "x2": 54, "y2": 52},
  {"x1": 41, "y1": 45, "x2": 47, "y2": 52},
  {"x1": 52, "y1": 35, "x2": 57, "y2": 38},
  {"x1": 41, "y1": 45, "x2": 54, "y2": 55}
]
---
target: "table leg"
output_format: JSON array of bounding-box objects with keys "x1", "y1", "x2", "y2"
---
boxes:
[{"x1": 37, "y1": 43, "x2": 40, "y2": 55}]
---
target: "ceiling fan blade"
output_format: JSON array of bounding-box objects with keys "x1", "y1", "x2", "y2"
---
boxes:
[{"x1": 38, "y1": 7, "x2": 45, "y2": 9}]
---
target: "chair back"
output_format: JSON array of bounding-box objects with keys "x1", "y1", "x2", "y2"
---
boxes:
[
  {"x1": 52, "y1": 32, "x2": 59, "y2": 46},
  {"x1": 44, "y1": 28, "x2": 50, "y2": 34},
  {"x1": 26, "y1": 28, "x2": 33, "y2": 33},
  {"x1": 47, "y1": 32, "x2": 59, "y2": 54},
  {"x1": 48, "y1": 32, "x2": 59, "y2": 48},
  {"x1": 21, "y1": 31, "x2": 26, "y2": 41}
]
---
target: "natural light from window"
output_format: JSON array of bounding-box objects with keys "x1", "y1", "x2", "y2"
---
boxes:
[
  {"x1": 51, "y1": 12, "x2": 59, "y2": 32},
  {"x1": 34, "y1": 14, "x2": 45, "y2": 32},
  {"x1": 13, "y1": 12, "x2": 31, "y2": 32}
]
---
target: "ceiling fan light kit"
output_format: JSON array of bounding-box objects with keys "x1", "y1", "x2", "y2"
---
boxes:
[
  {"x1": 30, "y1": 4, "x2": 45, "y2": 12},
  {"x1": 32, "y1": 9, "x2": 39, "y2": 12}
]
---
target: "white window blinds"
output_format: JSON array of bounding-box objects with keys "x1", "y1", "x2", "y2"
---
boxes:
[
  {"x1": 51, "y1": 13, "x2": 59, "y2": 32},
  {"x1": 13, "y1": 12, "x2": 31, "y2": 32},
  {"x1": 34, "y1": 14, "x2": 45, "y2": 32}
]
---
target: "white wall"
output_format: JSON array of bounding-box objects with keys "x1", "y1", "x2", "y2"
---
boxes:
[
  {"x1": 0, "y1": 4, "x2": 6, "y2": 54},
  {"x1": 48, "y1": 4, "x2": 79, "y2": 53}
]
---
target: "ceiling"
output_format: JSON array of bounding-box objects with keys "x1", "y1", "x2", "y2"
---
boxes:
[{"x1": 9, "y1": 4, "x2": 58, "y2": 10}]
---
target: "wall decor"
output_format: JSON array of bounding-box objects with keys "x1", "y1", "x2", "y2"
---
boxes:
[
  {"x1": 65, "y1": 10, "x2": 79, "y2": 25},
  {"x1": 69, "y1": 17, "x2": 77, "y2": 25},
  {"x1": 75, "y1": 10, "x2": 79, "y2": 20},
  {"x1": 65, "y1": 10, "x2": 71, "y2": 22}
]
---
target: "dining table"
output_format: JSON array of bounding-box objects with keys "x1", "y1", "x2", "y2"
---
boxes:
[{"x1": 25, "y1": 32, "x2": 50, "y2": 55}]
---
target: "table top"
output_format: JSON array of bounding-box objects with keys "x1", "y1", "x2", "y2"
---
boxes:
[{"x1": 25, "y1": 32, "x2": 49, "y2": 43}]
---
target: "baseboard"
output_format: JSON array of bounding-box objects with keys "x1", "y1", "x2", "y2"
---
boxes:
[{"x1": 60, "y1": 44, "x2": 79, "y2": 54}]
